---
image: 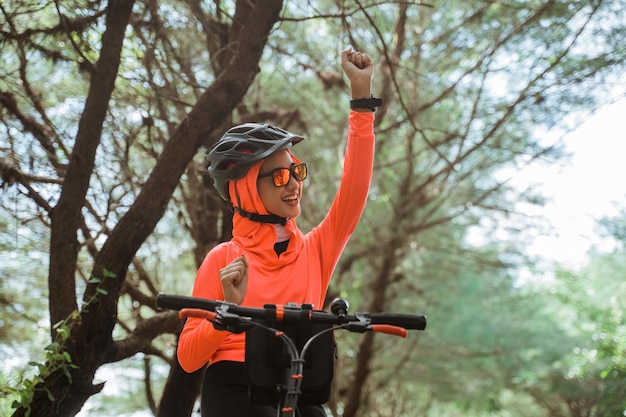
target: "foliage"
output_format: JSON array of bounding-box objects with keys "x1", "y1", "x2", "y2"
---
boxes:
[
  {"x1": 599, "y1": 206, "x2": 626, "y2": 249},
  {"x1": 2, "y1": 318, "x2": 78, "y2": 416},
  {"x1": 550, "y1": 250, "x2": 626, "y2": 415}
]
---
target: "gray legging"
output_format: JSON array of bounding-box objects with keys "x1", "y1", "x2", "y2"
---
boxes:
[{"x1": 201, "y1": 361, "x2": 327, "y2": 417}]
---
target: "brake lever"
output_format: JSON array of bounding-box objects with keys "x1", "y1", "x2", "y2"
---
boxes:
[
  {"x1": 344, "y1": 313, "x2": 372, "y2": 333},
  {"x1": 213, "y1": 304, "x2": 253, "y2": 334}
]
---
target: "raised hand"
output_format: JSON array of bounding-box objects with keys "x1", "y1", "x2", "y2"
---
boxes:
[
  {"x1": 341, "y1": 47, "x2": 374, "y2": 100},
  {"x1": 219, "y1": 255, "x2": 249, "y2": 305}
]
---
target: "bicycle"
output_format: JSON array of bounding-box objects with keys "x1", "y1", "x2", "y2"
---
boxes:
[{"x1": 156, "y1": 294, "x2": 427, "y2": 417}]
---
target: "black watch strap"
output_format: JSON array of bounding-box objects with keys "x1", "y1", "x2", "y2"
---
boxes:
[{"x1": 350, "y1": 95, "x2": 383, "y2": 112}]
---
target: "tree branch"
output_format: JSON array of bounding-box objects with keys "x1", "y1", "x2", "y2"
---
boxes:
[{"x1": 111, "y1": 311, "x2": 183, "y2": 363}]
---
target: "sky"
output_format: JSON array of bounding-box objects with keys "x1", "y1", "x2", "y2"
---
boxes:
[{"x1": 514, "y1": 96, "x2": 626, "y2": 270}]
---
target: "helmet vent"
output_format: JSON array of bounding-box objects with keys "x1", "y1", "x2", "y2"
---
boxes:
[
  {"x1": 249, "y1": 129, "x2": 285, "y2": 141},
  {"x1": 234, "y1": 143, "x2": 258, "y2": 154}
]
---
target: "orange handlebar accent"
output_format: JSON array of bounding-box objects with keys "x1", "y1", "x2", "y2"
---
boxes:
[
  {"x1": 276, "y1": 305, "x2": 284, "y2": 321},
  {"x1": 371, "y1": 324, "x2": 407, "y2": 338},
  {"x1": 179, "y1": 308, "x2": 217, "y2": 321}
]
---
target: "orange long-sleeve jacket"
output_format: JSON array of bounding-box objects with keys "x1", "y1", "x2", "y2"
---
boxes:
[{"x1": 177, "y1": 111, "x2": 375, "y2": 373}]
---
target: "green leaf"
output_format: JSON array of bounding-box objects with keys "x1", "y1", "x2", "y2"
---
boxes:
[
  {"x1": 45, "y1": 388, "x2": 55, "y2": 402},
  {"x1": 102, "y1": 268, "x2": 117, "y2": 279},
  {"x1": 56, "y1": 326, "x2": 70, "y2": 339}
]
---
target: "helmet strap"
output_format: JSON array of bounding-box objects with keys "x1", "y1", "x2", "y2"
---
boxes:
[
  {"x1": 230, "y1": 189, "x2": 288, "y2": 225},
  {"x1": 234, "y1": 207, "x2": 289, "y2": 225}
]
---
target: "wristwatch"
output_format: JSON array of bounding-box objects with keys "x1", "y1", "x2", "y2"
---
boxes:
[{"x1": 350, "y1": 95, "x2": 383, "y2": 112}]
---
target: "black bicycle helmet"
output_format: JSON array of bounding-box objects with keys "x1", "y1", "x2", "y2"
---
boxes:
[{"x1": 207, "y1": 123, "x2": 305, "y2": 201}]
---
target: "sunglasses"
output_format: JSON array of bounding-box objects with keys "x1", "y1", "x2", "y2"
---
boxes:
[{"x1": 258, "y1": 163, "x2": 308, "y2": 187}]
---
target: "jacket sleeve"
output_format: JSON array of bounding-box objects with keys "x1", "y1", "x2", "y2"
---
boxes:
[
  {"x1": 176, "y1": 247, "x2": 229, "y2": 373},
  {"x1": 312, "y1": 110, "x2": 375, "y2": 282}
]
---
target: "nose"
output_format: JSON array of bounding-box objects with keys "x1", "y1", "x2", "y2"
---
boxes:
[{"x1": 285, "y1": 173, "x2": 299, "y2": 190}]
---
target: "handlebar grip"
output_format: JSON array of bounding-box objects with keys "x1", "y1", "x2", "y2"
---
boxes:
[
  {"x1": 368, "y1": 313, "x2": 427, "y2": 330},
  {"x1": 179, "y1": 308, "x2": 217, "y2": 321},
  {"x1": 157, "y1": 294, "x2": 220, "y2": 312},
  {"x1": 371, "y1": 325, "x2": 408, "y2": 338}
]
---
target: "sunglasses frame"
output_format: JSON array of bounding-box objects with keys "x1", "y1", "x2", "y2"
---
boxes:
[{"x1": 258, "y1": 162, "x2": 308, "y2": 187}]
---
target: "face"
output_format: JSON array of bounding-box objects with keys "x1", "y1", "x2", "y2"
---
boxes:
[{"x1": 257, "y1": 150, "x2": 303, "y2": 219}]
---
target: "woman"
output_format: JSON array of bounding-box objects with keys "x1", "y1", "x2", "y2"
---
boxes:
[{"x1": 178, "y1": 48, "x2": 380, "y2": 417}]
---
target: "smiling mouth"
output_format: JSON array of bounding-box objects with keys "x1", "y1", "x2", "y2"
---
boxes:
[{"x1": 283, "y1": 193, "x2": 299, "y2": 203}]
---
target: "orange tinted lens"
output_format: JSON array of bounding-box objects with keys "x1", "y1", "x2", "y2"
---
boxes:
[
  {"x1": 293, "y1": 163, "x2": 307, "y2": 181},
  {"x1": 273, "y1": 169, "x2": 290, "y2": 186}
]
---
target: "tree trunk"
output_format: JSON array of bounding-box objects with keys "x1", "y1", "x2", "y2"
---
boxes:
[
  {"x1": 47, "y1": 0, "x2": 136, "y2": 331},
  {"x1": 19, "y1": 2, "x2": 135, "y2": 416},
  {"x1": 158, "y1": 358, "x2": 205, "y2": 417},
  {"x1": 154, "y1": 2, "x2": 284, "y2": 414},
  {"x1": 13, "y1": 1, "x2": 284, "y2": 417},
  {"x1": 342, "y1": 251, "x2": 400, "y2": 417}
]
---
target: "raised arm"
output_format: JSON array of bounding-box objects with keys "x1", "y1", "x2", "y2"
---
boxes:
[{"x1": 311, "y1": 49, "x2": 377, "y2": 284}]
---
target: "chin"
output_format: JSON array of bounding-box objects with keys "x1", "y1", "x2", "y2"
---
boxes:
[{"x1": 288, "y1": 207, "x2": 301, "y2": 219}]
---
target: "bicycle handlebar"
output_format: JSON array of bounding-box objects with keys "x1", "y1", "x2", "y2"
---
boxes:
[
  {"x1": 156, "y1": 293, "x2": 427, "y2": 331},
  {"x1": 157, "y1": 293, "x2": 425, "y2": 417}
]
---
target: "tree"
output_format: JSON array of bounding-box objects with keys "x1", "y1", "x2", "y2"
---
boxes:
[
  {"x1": 1, "y1": 0, "x2": 625, "y2": 416},
  {"x1": 1, "y1": 0, "x2": 283, "y2": 415},
  {"x1": 310, "y1": 1, "x2": 626, "y2": 415},
  {"x1": 551, "y1": 210, "x2": 626, "y2": 416},
  {"x1": 527, "y1": 246, "x2": 626, "y2": 417}
]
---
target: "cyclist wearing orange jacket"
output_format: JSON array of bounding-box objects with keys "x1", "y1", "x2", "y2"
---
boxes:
[{"x1": 178, "y1": 48, "x2": 379, "y2": 417}]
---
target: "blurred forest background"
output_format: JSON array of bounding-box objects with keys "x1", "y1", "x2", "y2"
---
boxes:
[{"x1": 1, "y1": 0, "x2": 625, "y2": 416}]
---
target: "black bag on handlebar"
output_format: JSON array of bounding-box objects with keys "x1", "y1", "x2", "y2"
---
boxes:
[{"x1": 244, "y1": 304, "x2": 335, "y2": 405}]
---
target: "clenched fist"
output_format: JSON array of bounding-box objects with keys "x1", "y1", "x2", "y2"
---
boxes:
[
  {"x1": 341, "y1": 47, "x2": 374, "y2": 101},
  {"x1": 220, "y1": 255, "x2": 248, "y2": 305}
]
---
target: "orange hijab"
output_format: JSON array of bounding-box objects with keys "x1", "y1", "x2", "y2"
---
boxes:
[{"x1": 227, "y1": 154, "x2": 305, "y2": 269}]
